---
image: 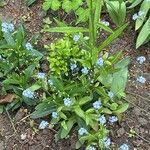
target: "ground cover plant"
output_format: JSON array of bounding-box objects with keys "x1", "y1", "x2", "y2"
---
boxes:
[{"x1": 0, "y1": 0, "x2": 149, "y2": 150}]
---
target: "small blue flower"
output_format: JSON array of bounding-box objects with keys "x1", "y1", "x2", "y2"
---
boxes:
[
  {"x1": 96, "y1": 58, "x2": 103, "y2": 66},
  {"x1": 25, "y1": 42, "x2": 33, "y2": 51},
  {"x1": 48, "y1": 79, "x2": 53, "y2": 86},
  {"x1": 108, "y1": 91, "x2": 114, "y2": 98},
  {"x1": 138, "y1": 11, "x2": 145, "y2": 17},
  {"x1": 93, "y1": 100, "x2": 102, "y2": 110},
  {"x1": 39, "y1": 120, "x2": 49, "y2": 129},
  {"x1": 132, "y1": 13, "x2": 138, "y2": 20},
  {"x1": 136, "y1": 56, "x2": 146, "y2": 64},
  {"x1": 1, "y1": 22, "x2": 14, "y2": 33},
  {"x1": 101, "y1": 20, "x2": 110, "y2": 26},
  {"x1": 137, "y1": 76, "x2": 146, "y2": 84},
  {"x1": 98, "y1": 115, "x2": 106, "y2": 125},
  {"x1": 78, "y1": 127, "x2": 88, "y2": 136},
  {"x1": 81, "y1": 67, "x2": 89, "y2": 75},
  {"x1": 109, "y1": 116, "x2": 118, "y2": 123},
  {"x1": 63, "y1": 97, "x2": 72, "y2": 107},
  {"x1": 52, "y1": 112, "x2": 58, "y2": 119},
  {"x1": 103, "y1": 137, "x2": 111, "y2": 148},
  {"x1": 88, "y1": 146, "x2": 96, "y2": 150},
  {"x1": 73, "y1": 34, "x2": 80, "y2": 42},
  {"x1": 70, "y1": 63, "x2": 77, "y2": 70},
  {"x1": 119, "y1": 144, "x2": 129, "y2": 150},
  {"x1": 37, "y1": 72, "x2": 46, "y2": 79},
  {"x1": 22, "y1": 89, "x2": 34, "y2": 99}
]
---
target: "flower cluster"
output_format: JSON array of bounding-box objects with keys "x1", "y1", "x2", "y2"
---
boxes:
[
  {"x1": 73, "y1": 34, "x2": 80, "y2": 42},
  {"x1": 81, "y1": 67, "x2": 89, "y2": 75},
  {"x1": 96, "y1": 57, "x2": 104, "y2": 66},
  {"x1": 132, "y1": 11, "x2": 145, "y2": 20},
  {"x1": 137, "y1": 76, "x2": 146, "y2": 84},
  {"x1": 88, "y1": 146, "x2": 96, "y2": 150},
  {"x1": 136, "y1": 56, "x2": 146, "y2": 64},
  {"x1": 103, "y1": 137, "x2": 111, "y2": 148},
  {"x1": 63, "y1": 97, "x2": 72, "y2": 107},
  {"x1": 109, "y1": 116, "x2": 118, "y2": 123},
  {"x1": 22, "y1": 89, "x2": 34, "y2": 99},
  {"x1": 93, "y1": 100, "x2": 102, "y2": 110},
  {"x1": 48, "y1": 79, "x2": 53, "y2": 86},
  {"x1": 98, "y1": 115, "x2": 106, "y2": 125},
  {"x1": 78, "y1": 127, "x2": 88, "y2": 135},
  {"x1": 119, "y1": 143, "x2": 129, "y2": 150},
  {"x1": 70, "y1": 63, "x2": 77, "y2": 70},
  {"x1": 25, "y1": 42, "x2": 33, "y2": 51},
  {"x1": 39, "y1": 120, "x2": 49, "y2": 129},
  {"x1": 1, "y1": 22, "x2": 14, "y2": 33},
  {"x1": 108, "y1": 91, "x2": 114, "y2": 99},
  {"x1": 101, "y1": 20, "x2": 110, "y2": 26},
  {"x1": 52, "y1": 112, "x2": 58, "y2": 119},
  {"x1": 37, "y1": 72, "x2": 46, "y2": 79}
]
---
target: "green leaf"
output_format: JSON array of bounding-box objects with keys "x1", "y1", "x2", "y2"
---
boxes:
[
  {"x1": 60, "y1": 118, "x2": 75, "y2": 139},
  {"x1": 97, "y1": 22, "x2": 114, "y2": 33},
  {"x1": 114, "y1": 103, "x2": 129, "y2": 113},
  {"x1": 26, "y1": 0, "x2": 37, "y2": 6},
  {"x1": 0, "y1": 105, "x2": 4, "y2": 113},
  {"x1": 98, "y1": 23, "x2": 128, "y2": 52},
  {"x1": 43, "y1": 27, "x2": 89, "y2": 33},
  {"x1": 95, "y1": 87, "x2": 108, "y2": 97},
  {"x1": 30, "y1": 84, "x2": 41, "y2": 91},
  {"x1": 24, "y1": 64, "x2": 36, "y2": 80},
  {"x1": 128, "y1": 0, "x2": 142, "y2": 8},
  {"x1": 31, "y1": 101, "x2": 56, "y2": 118},
  {"x1": 102, "y1": 108, "x2": 112, "y2": 114},
  {"x1": 74, "y1": 106, "x2": 85, "y2": 119},
  {"x1": 106, "y1": 0, "x2": 126, "y2": 26},
  {"x1": 136, "y1": 17, "x2": 150, "y2": 48},
  {"x1": 135, "y1": 1, "x2": 150, "y2": 30},
  {"x1": 3, "y1": 32, "x2": 15, "y2": 46},
  {"x1": 78, "y1": 96, "x2": 92, "y2": 105}
]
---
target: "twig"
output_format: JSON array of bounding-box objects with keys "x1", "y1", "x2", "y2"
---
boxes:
[
  {"x1": 17, "y1": 114, "x2": 31, "y2": 124},
  {"x1": 126, "y1": 91, "x2": 150, "y2": 102},
  {"x1": 5, "y1": 109, "x2": 17, "y2": 134}
]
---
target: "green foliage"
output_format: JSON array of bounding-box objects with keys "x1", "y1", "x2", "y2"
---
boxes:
[
  {"x1": 128, "y1": 0, "x2": 150, "y2": 48},
  {"x1": 33, "y1": 0, "x2": 129, "y2": 148},
  {"x1": 106, "y1": 0, "x2": 126, "y2": 26}
]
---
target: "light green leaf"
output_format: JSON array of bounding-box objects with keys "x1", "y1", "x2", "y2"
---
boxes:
[
  {"x1": 114, "y1": 103, "x2": 129, "y2": 113},
  {"x1": 136, "y1": 17, "x2": 150, "y2": 48},
  {"x1": 97, "y1": 22, "x2": 114, "y2": 33},
  {"x1": 43, "y1": 27, "x2": 89, "y2": 33}
]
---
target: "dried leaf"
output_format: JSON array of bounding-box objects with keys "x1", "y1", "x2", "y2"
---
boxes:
[{"x1": 0, "y1": 94, "x2": 16, "y2": 104}]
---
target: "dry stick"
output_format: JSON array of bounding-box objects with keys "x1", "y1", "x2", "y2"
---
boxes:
[
  {"x1": 126, "y1": 122, "x2": 150, "y2": 144},
  {"x1": 5, "y1": 109, "x2": 17, "y2": 134},
  {"x1": 126, "y1": 91, "x2": 150, "y2": 102},
  {"x1": 17, "y1": 114, "x2": 31, "y2": 124},
  {"x1": 123, "y1": 97, "x2": 148, "y2": 114}
]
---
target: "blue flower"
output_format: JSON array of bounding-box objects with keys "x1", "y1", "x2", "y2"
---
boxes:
[
  {"x1": 132, "y1": 13, "x2": 138, "y2": 20},
  {"x1": 93, "y1": 100, "x2": 102, "y2": 110},
  {"x1": 101, "y1": 20, "x2": 110, "y2": 26},
  {"x1": 136, "y1": 56, "x2": 146, "y2": 64},
  {"x1": 88, "y1": 146, "x2": 96, "y2": 150},
  {"x1": 81, "y1": 67, "x2": 89, "y2": 75},
  {"x1": 70, "y1": 63, "x2": 77, "y2": 70},
  {"x1": 137, "y1": 76, "x2": 146, "y2": 84},
  {"x1": 39, "y1": 120, "x2": 49, "y2": 129},
  {"x1": 37, "y1": 72, "x2": 46, "y2": 79},
  {"x1": 48, "y1": 79, "x2": 53, "y2": 86},
  {"x1": 96, "y1": 58, "x2": 104, "y2": 66},
  {"x1": 22, "y1": 89, "x2": 34, "y2": 99},
  {"x1": 1, "y1": 22, "x2": 14, "y2": 33},
  {"x1": 108, "y1": 91, "x2": 114, "y2": 98},
  {"x1": 52, "y1": 112, "x2": 58, "y2": 119},
  {"x1": 103, "y1": 137, "x2": 111, "y2": 148},
  {"x1": 98, "y1": 115, "x2": 106, "y2": 125},
  {"x1": 73, "y1": 34, "x2": 80, "y2": 42},
  {"x1": 78, "y1": 127, "x2": 88, "y2": 136},
  {"x1": 119, "y1": 144, "x2": 129, "y2": 150},
  {"x1": 63, "y1": 97, "x2": 72, "y2": 107},
  {"x1": 25, "y1": 42, "x2": 33, "y2": 51},
  {"x1": 138, "y1": 11, "x2": 145, "y2": 17},
  {"x1": 109, "y1": 116, "x2": 118, "y2": 123}
]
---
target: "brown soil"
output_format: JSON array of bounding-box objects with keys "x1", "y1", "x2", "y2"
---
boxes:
[{"x1": 0, "y1": 0, "x2": 150, "y2": 150}]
